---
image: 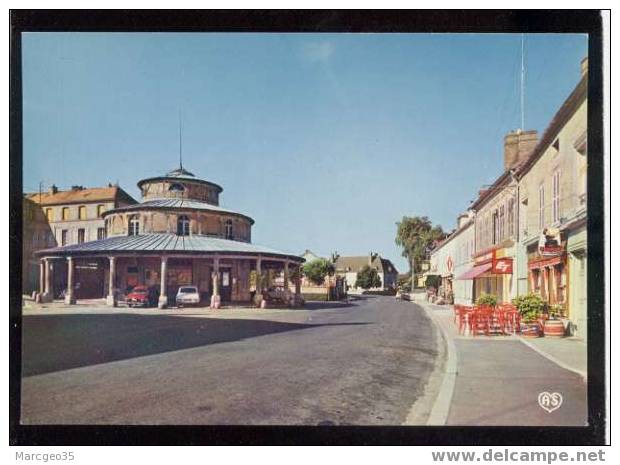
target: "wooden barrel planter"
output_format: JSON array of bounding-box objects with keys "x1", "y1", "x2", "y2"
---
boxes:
[
  {"x1": 543, "y1": 319, "x2": 566, "y2": 337},
  {"x1": 520, "y1": 322, "x2": 542, "y2": 337}
]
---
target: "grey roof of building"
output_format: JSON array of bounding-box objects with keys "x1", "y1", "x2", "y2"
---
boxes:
[
  {"x1": 102, "y1": 198, "x2": 255, "y2": 224},
  {"x1": 137, "y1": 167, "x2": 224, "y2": 192},
  {"x1": 37, "y1": 233, "x2": 303, "y2": 261}
]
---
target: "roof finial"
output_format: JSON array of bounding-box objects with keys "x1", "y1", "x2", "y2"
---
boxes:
[{"x1": 178, "y1": 109, "x2": 183, "y2": 170}]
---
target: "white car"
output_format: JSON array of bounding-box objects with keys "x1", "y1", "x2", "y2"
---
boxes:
[{"x1": 176, "y1": 286, "x2": 200, "y2": 307}]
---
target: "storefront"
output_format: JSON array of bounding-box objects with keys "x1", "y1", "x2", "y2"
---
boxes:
[
  {"x1": 457, "y1": 247, "x2": 514, "y2": 304},
  {"x1": 526, "y1": 231, "x2": 568, "y2": 310}
]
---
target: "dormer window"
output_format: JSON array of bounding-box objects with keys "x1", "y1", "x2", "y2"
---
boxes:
[
  {"x1": 128, "y1": 215, "x2": 140, "y2": 236},
  {"x1": 169, "y1": 183, "x2": 185, "y2": 192},
  {"x1": 225, "y1": 219, "x2": 233, "y2": 240},
  {"x1": 177, "y1": 215, "x2": 190, "y2": 236}
]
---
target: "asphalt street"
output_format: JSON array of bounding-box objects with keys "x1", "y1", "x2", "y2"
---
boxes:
[{"x1": 21, "y1": 295, "x2": 439, "y2": 425}]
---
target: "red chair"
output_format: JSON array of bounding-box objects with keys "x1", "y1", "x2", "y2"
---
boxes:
[
  {"x1": 456, "y1": 305, "x2": 474, "y2": 335},
  {"x1": 470, "y1": 305, "x2": 492, "y2": 336}
]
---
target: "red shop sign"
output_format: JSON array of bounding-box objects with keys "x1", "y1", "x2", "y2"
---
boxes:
[{"x1": 492, "y1": 257, "x2": 513, "y2": 274}]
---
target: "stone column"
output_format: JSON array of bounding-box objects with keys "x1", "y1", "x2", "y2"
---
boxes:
[
  {"x1": 158, "y1": 256, "x2": 168, "y2": 308},
  {"x1": 211, "y1": 256, "x2": 221, "y2": 309},
  {"x1": 254, "y1": 255, "x2": 264, "y2": 307},
  {"x1": 106, "y1": 256, "x2": 117, "y2": 306},
  {"x1": 64, "y1": 256, "x2": 76, "y2": 304},
  {"x1": 40, "y1": 258, "x2": 53, "y2": 303},
  {"x1": 294, "y1": 264, "x2": 303, "y2": 307},
  {"x1": 39, "y1": 260, "x2": 45, "y2": 294},
  {"x1": 283, "y1": 261, "x2": 289, "y2": 288}
]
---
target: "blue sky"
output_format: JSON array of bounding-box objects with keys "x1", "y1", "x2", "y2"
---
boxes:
[{"x1": 22, "y1": 33, "x2": 587, "y2": 271}]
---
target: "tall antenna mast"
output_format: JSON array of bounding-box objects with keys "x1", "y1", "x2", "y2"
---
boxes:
[
  {"x1": 178, "y1": 110, "x2": 183, "y2": 170},
  {"x1": 520, "y1": 34, "x2": 526, "y2": 130}
]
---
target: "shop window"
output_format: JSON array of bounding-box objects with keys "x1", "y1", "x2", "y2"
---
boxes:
[
  {"x1": 62, "y1": 207, "x2": 70, "y2": 221},
  {"x1": 177, "y1": 215, "x2": 190, "y2": 236},
  {"x1": 225, "y1": 219, "x2": 233, "y2": 240},
  {"x1": 78, "y1": 205, "x2": 87, "y2": 220},
  {"x1": 128, "y1": 215, "x2": 140, "y2": 236},
  {"x1": 78, "y1": 228, "x2": 85, "y2": 244}
]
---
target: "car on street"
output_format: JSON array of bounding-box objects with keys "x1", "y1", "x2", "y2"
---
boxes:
[
  {"x1": 126, "y1": 285, "x2": 158, "y2": 308},
  {"x1": 176, "y1": 285, "x2": 201, "y2": 307}
]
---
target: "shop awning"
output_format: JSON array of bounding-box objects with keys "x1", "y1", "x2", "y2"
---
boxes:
[{"x1": 455, "y1": 263, "x2": 493, "y2": 280}]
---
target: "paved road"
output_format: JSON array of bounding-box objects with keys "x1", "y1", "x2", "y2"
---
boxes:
[{"x1": 21, "y1": 296, "x2": 439, "y2": 425}]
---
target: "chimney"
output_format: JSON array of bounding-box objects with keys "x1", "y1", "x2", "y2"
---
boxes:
[
  {"x1": 457, "y1": 212, "x2": 470, "y2": 229},
  {"x1": 48, "y1": 184, "x2": 58, "y2": 195},
  {"x1": 580, "y1": 56, "x2": 588, "y2": 76},
  {"x1": 504, "y1": 129, "x2": 538, "y2": 170}
]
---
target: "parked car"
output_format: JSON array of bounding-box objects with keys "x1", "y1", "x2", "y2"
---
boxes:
[
  {"x1": 176, "y1": 286, "x2": 201, "y2": 307},
  {"x1": 126, "y1": 285, "x2": 158, "y2": 308}
]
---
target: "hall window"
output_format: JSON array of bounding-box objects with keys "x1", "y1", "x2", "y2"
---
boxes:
[
  {"x1": 97, "y1": 205, "x2": 106, "y2": 218},
  {"x1": 169, "y1": 183, "x2": 185, "y2": 193},
  {"x1": 552, "y1": 170, "x2": 560, "y2": 223},
  {"x1": 499, "y1": 205, "x2": 505, "y2": 241},
  {"x1": 62, "y1": 207, "x2": 70, "y2": 221},
  {"x1": 177, "y1": 215, "x2": 190, "y2": 236},
  {"x1": 61, "y1": 229, "x2": 68, "y2": 246},
  {"x1": 78, "y1": 205, "x2": 87, "y2": 220},
  {"x1": 45, "y1": 208, "x2": 54, "y2": 222},
  {"x1": 225, "y1": 219, "x2": 233, "y2": 240},
  {"x1": 128, "y1": 215, "x2": 140, "y2": 236},
  {"x1": 78, "y1": 228, "x2": 85, "y2": 244},
  {"x1": 97, "y1": 227, "x2": 106, "y2": 240}
]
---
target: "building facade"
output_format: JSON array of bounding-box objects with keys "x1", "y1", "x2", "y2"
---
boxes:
[
  {"x1": 467, "y1": 129, "x2": 538, "y2": 304},
  {"x1": 35, "y1": 166, "x2": 304, "y2": 308},
  {"x1": 26, "y1": 184, "x2": 137, "y2": 248},
  {"x1": 517, "y1": 59, "x2": 587, "y2": 338},
  {"x1": 22, "y1": 198, "x2": 56, "y2": 295},
  {"x1": 335, "y1": 254, "x2": 398, "y2": 293}
]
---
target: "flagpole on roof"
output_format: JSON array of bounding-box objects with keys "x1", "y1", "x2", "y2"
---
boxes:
[{"x1": 178, "y1": 109, "x2": 183, "y2": 170}]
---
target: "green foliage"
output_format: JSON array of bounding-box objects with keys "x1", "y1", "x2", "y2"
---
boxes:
[
  {"x1": 476, "y1": 293, "x2": 498, "y2": 307},
  {"x1": 395, "y1": 216, "x2": 446, "y2": 273},
  {"x1": 512, "y1": 293, "x2": 548, "y2": 322},
  {"x1": 303, "y1": 258, "x2": 335, "y2": 285},
  {"x1": 397, "y1": 273, "x2": 412, "y2": 292},
  {"x1": 425, "y1": 274, "x2": 441, "y2": 290},
  {"x1": 355, "y1": 265, "x2": 382, "y2": 290}
]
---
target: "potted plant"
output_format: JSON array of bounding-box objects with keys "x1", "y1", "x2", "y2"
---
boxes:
[
  {"x1": 476, "y1": 293, "x2": 498, "y2": 307},
  {"x1": 512, "y1": 293, "x2": 547, "y2": 337},
  {"x1": 543, "y1": 303, "x2": 567, "y2": 337}
]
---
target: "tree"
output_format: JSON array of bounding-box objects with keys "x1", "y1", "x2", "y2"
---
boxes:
[
  {"x1": 303, "y1": 258, "x2": 335, "y2": 285},
  {"x1": 355, "y1": 265, "x2": 382, "y2": 290},
  {"x1": 395, "y1": 216, "x2": 446, "y2": 273}
]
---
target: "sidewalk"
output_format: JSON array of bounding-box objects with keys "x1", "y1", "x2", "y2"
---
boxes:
[{"x1": 417, "y1": 301, "x2": 588, "y2": 426}]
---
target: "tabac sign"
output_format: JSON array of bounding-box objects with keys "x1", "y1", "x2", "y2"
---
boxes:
[{"x1": 492, "y1": 257, "x2": 513, "y2": 274}]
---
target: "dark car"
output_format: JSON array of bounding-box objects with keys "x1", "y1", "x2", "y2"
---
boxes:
[{"x1": 126, "y1": 285, "x2": 158, "y2": 308}]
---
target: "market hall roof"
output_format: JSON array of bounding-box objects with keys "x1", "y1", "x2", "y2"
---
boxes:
[
  {"x1": 36, "y1": 233, "x2": 303, "y2": 261},
  {"x1": 137, "y1": 167, "x2": 223, "y2": 193},
  {"x1": 102, "y1": 198, "x2": 255, "y2": 224}
]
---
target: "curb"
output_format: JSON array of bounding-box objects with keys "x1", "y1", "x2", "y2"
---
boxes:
[
  {"x1": 516, "y1": 336, "x2": 587, "y2": 382},
  {"x1": 416, "y1": 302, "x2": 458, "y2": 426}
]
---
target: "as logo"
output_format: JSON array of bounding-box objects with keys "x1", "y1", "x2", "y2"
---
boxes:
[{"x1": 538, "y1": 391, "x2": 563, "y2": 413}]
